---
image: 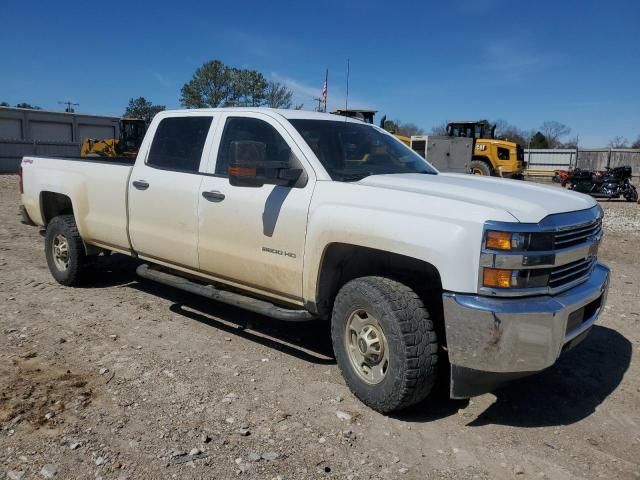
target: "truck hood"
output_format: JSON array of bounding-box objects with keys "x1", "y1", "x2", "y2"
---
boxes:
[{"x1": 357, "y1": 173, "x2": 596, "y2": 223}]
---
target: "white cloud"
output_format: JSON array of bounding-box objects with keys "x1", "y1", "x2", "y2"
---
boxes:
[
  {"x1": 270, "y1": 72, "x2": 373, "y2": 112},
  {"x1": 153, "y1": 72, "x2": 172, "y2": 87}
]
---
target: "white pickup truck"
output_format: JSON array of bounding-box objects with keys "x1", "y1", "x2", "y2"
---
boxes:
[{"x1": 19, "y1": 108, "x2": 610, "y2": 413}]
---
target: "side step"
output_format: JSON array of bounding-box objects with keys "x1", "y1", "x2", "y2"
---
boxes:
[{"x1": 136, "y1": 264, "x2": 317, "y2": 322}]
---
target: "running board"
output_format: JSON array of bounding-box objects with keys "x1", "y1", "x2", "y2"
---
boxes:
[{"x1": 136, "y1": 264, "x2": 316, "y2": 322}]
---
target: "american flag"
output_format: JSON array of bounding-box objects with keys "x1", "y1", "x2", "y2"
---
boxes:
[{"x1": 321, "y1": 80, "x2": 327, "y2": 106}]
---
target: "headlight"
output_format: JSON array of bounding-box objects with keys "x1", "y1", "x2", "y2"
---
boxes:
[
  {"x1": 485, "y1": 231, "x2": 513, "y2": 250},
  {"x1": 482, "y1": 267, "x2": 549, "y2": 289},
  {"x1": 484, "y1": 230, "x2": 553, "y2": 251}
]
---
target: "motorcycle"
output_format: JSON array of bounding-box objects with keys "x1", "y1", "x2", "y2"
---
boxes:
[
  {"x1": 552, "y1": 169, "x2": 572, "y2": 187},
  {"x1": 568, "y1": 165, "x2": 638, "y2": 202}
]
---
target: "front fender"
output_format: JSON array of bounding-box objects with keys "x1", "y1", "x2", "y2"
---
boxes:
[{"x1": 302, "y1": 182, "x2": 515, "y2": 303}]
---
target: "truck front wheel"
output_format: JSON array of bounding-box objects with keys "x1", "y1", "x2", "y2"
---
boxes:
[
  {"x1": 45, "y1": 215, "x2": 88, "y2": 286},
  {"x1": 331, "y1": 276, "x2": 439, "y2": 413}
]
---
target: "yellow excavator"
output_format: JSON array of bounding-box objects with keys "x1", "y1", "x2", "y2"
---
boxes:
[
  {"x1": 81, "y1": 118, "x2": 147, "y2": 158},
  {"x1": 446, "y1": 120, "x2": 525, "y2": 178},
  {"x1": 331, "y1": 109, "x2": 411, "y2": 146}
]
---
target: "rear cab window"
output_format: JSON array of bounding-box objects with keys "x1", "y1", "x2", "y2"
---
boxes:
[{"x1": 147, "y1": 116, "x2": 213, "y2": 173}]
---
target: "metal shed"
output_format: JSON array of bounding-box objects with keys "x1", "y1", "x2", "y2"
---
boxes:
[{"x1": 0, "y1": 107, "x2": 121, "y2": 172}]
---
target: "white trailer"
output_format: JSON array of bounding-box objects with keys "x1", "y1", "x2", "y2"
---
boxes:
[{"x1": 410, "y1": 135, "x2": 473, "y2": 174}]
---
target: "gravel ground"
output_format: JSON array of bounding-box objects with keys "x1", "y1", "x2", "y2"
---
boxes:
[{"x1": 1, "y1": 174, "x2": 639, "y2": 480}]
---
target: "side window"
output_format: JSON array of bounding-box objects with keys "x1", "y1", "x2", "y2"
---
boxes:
[
  {"x1": 147, "y1": 116, "x2": 212, "y2": 172},
  {"x1": 215, "y1": 117, "x2": 291, "y2": 175},
  {"x1": 497, "y1": 147, "x2": 510, "y2": 160}
]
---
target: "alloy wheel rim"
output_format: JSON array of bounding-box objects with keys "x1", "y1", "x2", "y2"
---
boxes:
[
  {"x1": 344, "y1": 309, "x2": 389, "y2": 384},
  {"x1": 52, "y1": 233, "x2": 70, "y2": 271}
]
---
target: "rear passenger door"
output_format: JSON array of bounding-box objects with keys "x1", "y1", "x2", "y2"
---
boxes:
[{"x1": 128, "y1": 114, "x2": 215, "y2": 269}]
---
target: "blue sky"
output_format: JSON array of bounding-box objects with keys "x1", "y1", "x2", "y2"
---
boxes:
[{"x1": 1, "y1": 0, "x2": 638, "y2": 146}]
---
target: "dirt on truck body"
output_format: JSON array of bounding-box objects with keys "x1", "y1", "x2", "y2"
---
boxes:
[{"x1": 1, "y1": 173, "x2": 640, "y2": 479}]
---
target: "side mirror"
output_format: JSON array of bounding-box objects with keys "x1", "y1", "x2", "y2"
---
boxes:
[{"x1": 228, "y1": 140, "x2": 302, "y2": 188}]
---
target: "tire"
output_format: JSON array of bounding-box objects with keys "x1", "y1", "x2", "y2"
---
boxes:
[
  {"x1": 625, "y1": 185, "x2": 638, "y2": 202},
  {"x1": 331, "y1": 276, "x2": 439, "y2": 413},
  {"x1": 44, "y1": 215, "x2": 88, "y2": 286},
  {"x1": 469, "y1": 160, "x2": 492, "y2": 176}
]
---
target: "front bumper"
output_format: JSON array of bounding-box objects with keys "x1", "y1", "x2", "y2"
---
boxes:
[{"x1": 443, "y1": 263, "x2": 610, "y2": 398}]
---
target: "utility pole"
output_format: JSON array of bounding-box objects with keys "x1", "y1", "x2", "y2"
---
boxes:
[
  {"x1": 58, "y1": 100, "x2": 79, "y2": 113},
  {"x1": 313, "y1": 97, "x2": 323, "y2": 112}
]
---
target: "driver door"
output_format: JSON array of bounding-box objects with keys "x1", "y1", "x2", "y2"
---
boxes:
[{"x1": 197, "y1": 113, "x2": 315, "y2": 303}]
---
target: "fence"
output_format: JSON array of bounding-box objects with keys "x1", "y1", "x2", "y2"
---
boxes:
[{"x1": 525, "y1": 148, "x2": 640, "y2": 176}]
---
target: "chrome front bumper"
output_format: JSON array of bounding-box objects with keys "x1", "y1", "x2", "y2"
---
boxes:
[{"x1": 443, "y1": 263, "x2": 610, "y2": 398}]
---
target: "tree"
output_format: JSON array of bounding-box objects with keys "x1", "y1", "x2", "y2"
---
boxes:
[
  {"x1": 562, "y1": 136, "x2": 579, "y2": 149},
  {"x1": 124, "y1": 97, "x2": 166, "y2": 124},
  {"x1": 540, "y1": 121, "x2": 570, "y2": 148},
  {"x1": 608, "y1": 136, "x2": 629, "y2": 148},
  {"x1": 396, "y1": 122, "x2": 424, "y2": 137},
  {"x1": 493, "y1": 119, "x2": 530, "y2": 146},
  {"x1": 15, "y1": 102, "x2": 41, "y2": 110},
  {"x1": 529, "y1": 131, "x2": 549, "y2": 149},
  {"x1": 181, "y1": 60, "x2": 233, "y2": 108},
  {"x1": 264, "y1": 81, "x2": 293, "y2": 108},
  {"x1": 430, "y1": 122, "x2": 448, "y2": 135},
  {"x1": 0, "y1": 101, "x2": 9, "y2": 107},
  {"x1": 180, "y1": 60, "x2": 295, "y2": 109},
  {"x1": 632, "y1": 136, "x2": 640, "y2": 149},
  {"x1": 230, "y1": 69, "x2": 268, "y2": 107}
]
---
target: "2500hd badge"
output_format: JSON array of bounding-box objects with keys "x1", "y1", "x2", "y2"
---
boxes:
[{"x1": 262, "y1": 246, "x2": 297, "y2": 258}]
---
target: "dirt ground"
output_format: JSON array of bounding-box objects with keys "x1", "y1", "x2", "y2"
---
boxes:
[{"x1": 1, "y1": 174, "x2": 639, "y2": 480}]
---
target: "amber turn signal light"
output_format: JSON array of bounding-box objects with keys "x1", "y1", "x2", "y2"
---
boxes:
[
  {"x1": 483, "y1": 268, "x2": 513, "y2": 288},
  {"x1": 229, "y1": 166, "x2": 257, "y2": 177},
  {"x1": 486, "y1": 230, "x2": 513, "y2": 250}
]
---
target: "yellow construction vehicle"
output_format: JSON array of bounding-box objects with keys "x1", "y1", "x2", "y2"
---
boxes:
[
  {"x1": 81, "y1": 118, "x2": 146, "y2": 158},
  {"x1": 446, "y1": 120, "x2": 525, "y2": 178},
  {"x1": 331, "y1": 109, "x2": 411, "y2": 146}
]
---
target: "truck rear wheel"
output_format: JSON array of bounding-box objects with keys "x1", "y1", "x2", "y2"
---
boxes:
[
  {"x1": 331, "y1": 276, "x2": 439, "y2": 413},
  {"x1": 45, "y1": 215, "x2": 88, "y2": 286},
  {"x1": 470, "y1": 160, "x2": 492, "y2": 176}
]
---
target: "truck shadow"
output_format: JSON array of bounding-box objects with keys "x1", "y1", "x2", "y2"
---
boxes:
[
  {"x1": 466, "y1": 325, "x2": 631, "y2": 428},
  {"x1": 397, "y1": 325, "x2": 631, "y2": 426},
  {"x1": 81, "y1": 255, "x2": 335, "y2": 365},
  {"x1": 81, "y1": 256, "x2": 630, "y2": 427}
]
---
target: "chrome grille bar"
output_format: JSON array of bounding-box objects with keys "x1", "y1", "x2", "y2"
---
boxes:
[
  {"x1": 549, "y1": 258, "x2": 595, "y2": 287},
  {"x1": 553, "y1": 219, "x2": 602, "y2": 248}
]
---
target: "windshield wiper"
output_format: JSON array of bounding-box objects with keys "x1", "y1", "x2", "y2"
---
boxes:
[{"x1": 339, "y1": 173, "x2": 373, "y2": 182}]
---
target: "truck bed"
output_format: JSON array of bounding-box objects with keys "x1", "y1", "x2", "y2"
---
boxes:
[{"x1": 21, "y1": 155, "x2": 134, "y2": 253}]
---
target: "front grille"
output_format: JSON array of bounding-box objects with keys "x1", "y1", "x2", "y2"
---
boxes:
[
  {"x1": 549, "y1": 257, "x2": 596, "y2": 289},
  {"x1": 553, "y1": 218, "x2": 602, "y2": 249},
  {"x1": 480, "y1": 205, "x2": 603, "y2": 296}
]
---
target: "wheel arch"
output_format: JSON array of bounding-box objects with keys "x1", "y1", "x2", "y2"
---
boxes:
[
  {"x1": 312, "y1": 243, "x2": 444, "y2": 328},
  {"x1": 39, "y1": 191, "x2": 75, "y2": 226}
]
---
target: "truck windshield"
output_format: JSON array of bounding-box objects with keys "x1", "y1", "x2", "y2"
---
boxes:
[{"x1": 289, "y1": 119, "x2": 437, "y2": 181}]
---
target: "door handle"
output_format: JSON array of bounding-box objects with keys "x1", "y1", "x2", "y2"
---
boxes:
[
  {"x1": 132, "y1": 180, "x2": 149, "y2": 190},
  {"x1": 201, "y1": 190, "x2": 225, "y2": 202}
]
